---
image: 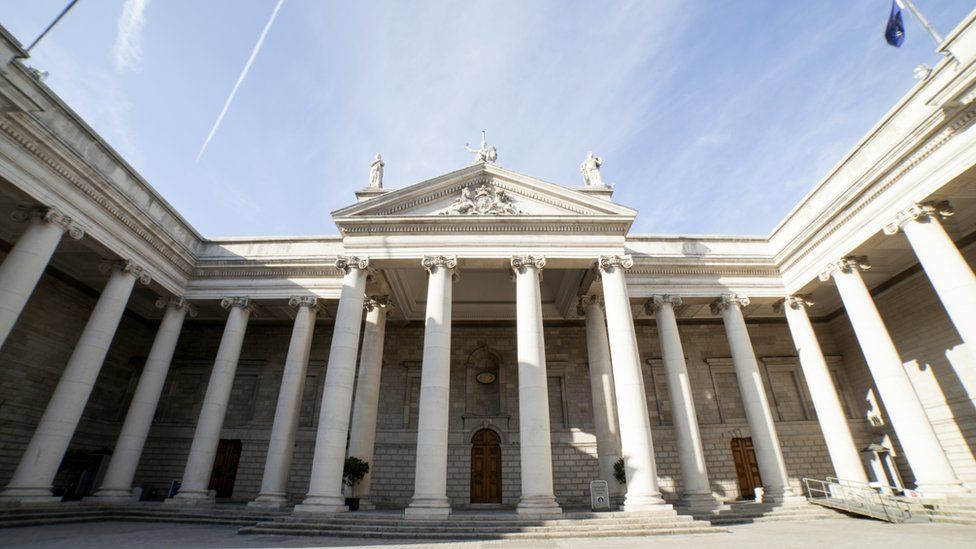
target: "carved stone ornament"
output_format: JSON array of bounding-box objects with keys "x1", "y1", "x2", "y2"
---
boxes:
[
  {"x1": 819, "y1": 256, "x2": 871, "y2": 282},
  {"x1": 335, "y1": 256, "x2": 370, "y2": 273},
  {"x1": 773, "y1": 294, "x2": 815, "y2": 313},
  {"x1": 577, "y1": 294, "x2": 603, "y2": 316},
  {"x1": 882, "y1": 200, "x2": 954, "y2": 235},
  {"x1": 220, "y1": 296, "x2": 252, "y2": 310},
  {"x1": 364, "y1": 295, "x2": 392, "y2": 313},
  {"x1": 646, "y1": 294, "x2": 682, "y2": 315},
  {"x1": 10, "y1": 205, "x2": 85, "y2": 239},
  {"x1": 422, "y1": 255, "x2": 458, "y2": 276},
  {"x1": 99, "y1": 259, "x2": 151, "y2": 285},
  {"x1": 510, "y1": 255, "x2": 545, "y2": 272},
  {"x1": 475, "y1": 371, "x2": 497, "y2": 384},
  {"x1": 155, "y1": 296, "x2": 197, "y2": 317},
  {"x1": 709, "y1": 293, "x2": 750, "y2": 315},
  {"x1": 440, "y1": 183, "x2": 522, "y2": 216},
  {"x1": 597, "y1": 254, "x2": 634, "y2": 273},
  {"x1": 289, "y1": 296, "x2": 320, "y2": 310}
]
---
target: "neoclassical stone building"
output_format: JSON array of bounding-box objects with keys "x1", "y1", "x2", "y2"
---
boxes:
[{"x1": 2, "y1": 13, "x2": 976, "y2": 521}]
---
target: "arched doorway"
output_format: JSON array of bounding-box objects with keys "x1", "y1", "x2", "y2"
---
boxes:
[{"x1": 470, "y1": 429, "x2": 502, "y2": 504}]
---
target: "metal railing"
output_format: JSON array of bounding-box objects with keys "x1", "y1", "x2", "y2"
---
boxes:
[{"x1": 803, "y1": 477, "x2": 919, "y2": 523}]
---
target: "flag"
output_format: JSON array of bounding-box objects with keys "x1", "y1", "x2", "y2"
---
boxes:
[{"x1": 885, "y1": 0, "x2": 906, "y2": 47}]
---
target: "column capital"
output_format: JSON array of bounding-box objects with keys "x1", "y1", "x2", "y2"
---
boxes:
[
  {"x1": 364, "y1": 295, "x2": 392, "y2": 313},
  {"x1": 155, "y1": 296, "x2": 197, "y2": 317},
  {"x1": 11, "y1": 205, "x2": 85, "y2": 240},
  {"x1": 510, "y1": 256, "x2": 545, "y2": 280},
  {"x1": 882, "y1": 200, "x2": 954, "y2": 235},
  {"x1": 709, "y1": 293, "x2": 749, "y2": 315},
  {"x1": 421, "y1": 255, "x2": 458, "y2": 276},
  {"x1": 598, "y1": 254, "x2": 634, "y2": 273},
  {"x1": 819, "y1": 255, "x2": 871, "y2": 281},
  {"x1": 220, "y1": 296, "x2": 253, "y2": 312},
  {"x1": 335, "y1": 256, "x2": 370, "y2": 273},
  {"x1": 645, "y1": 295, "x2": 682, "y2": 315},
  {"x1": 773, "y1": 294, "x2": 814, "y2": 313},
  {"x1": 288, "y1": 296, "x2": 320, "y2": 310},
  {"x1": 99, "y1": 259, "x2": 151, "y2": 285},
  {"x1": 576, "y1": 294, "x2": 603, "y2": 316}
]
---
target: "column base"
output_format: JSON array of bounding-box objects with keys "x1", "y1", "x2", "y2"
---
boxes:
[
  {"x1": 622, "y1": 491, "x2": 669, "y2": 512},
  {"x1": 516, "y1": 495, "x2": 562, "y2": 518},
  {"x1": 405, "y1": 496, "x2": 451, "y2": 520},
  {"x1": 293, "y1": 494, "x2": 348, "y2": 515},
  {"x1": 0, "y1": 485, "x2": 60, "y2": 505},
  {"x1": 248, "y1": 494, "x2": 290, "y2": 509},
  {"x1": 163, "y1": 489, "x2": 215, "y2": 507},
  {"x1": 761, "y1": 487, "x2": 808, "y2": 506},
  {"x1": 679, "y1": 491, "x2": 724, "y2": 511},
  {"x1": 915, "y1": 480, "x2": 974, "y2": 500}
]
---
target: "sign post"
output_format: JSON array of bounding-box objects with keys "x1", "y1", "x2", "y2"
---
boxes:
[{"x1": 589, "y1": 480, "x2": 611, "y2": 512}]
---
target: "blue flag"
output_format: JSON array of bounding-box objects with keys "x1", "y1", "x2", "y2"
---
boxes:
[{"x1": 885, "y1": 0, "x2": 905, "y2": 47}]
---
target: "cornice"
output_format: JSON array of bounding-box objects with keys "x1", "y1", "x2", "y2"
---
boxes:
[{"x1": 339, "y1": 220, "x2": 632, "y2": 235}]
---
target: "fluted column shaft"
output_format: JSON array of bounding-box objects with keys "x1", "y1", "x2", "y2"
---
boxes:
[
  {"x1": 0, "y1": 207, "x2": 83, "y2": 351},
  {"x1": 0, "y1": 262, "x2": 143, "y2": 501},
  {"x1": 92, "y1": 298, "x2": 192, "y2": 501},
  {"x1": 250, "y1": 297, "x2": 319, "y2": 508},
  {"x1": 824, "y1": 258, "x2": 966, "y2": 496},
  {"x1": 581, "y1": 296, "x2": 622, "y2": 499},
  {"x1": 713, "y1": 294, "x2": 797, "y2": 502},
  {"x1": 297, "y1": 257, "x2": 370, "y2": 513},
  {"x1": 346, "y1": 296, "x2": 390, "y2": 509},
  {"x1": 513, "y1": 256, "x2": 561, "y2": 516},
  {"x1": 780, "y1": 296, "x2": 867, "y2": 484},
  {"x1": 168, "y1": 297, "x2": 251, "y2": 503},
  {"x1": 652, "y1": 296, "x2": 718, "y2": 508},
  {"x1": 598, "y1": 255, "x2": 666, "y2": 511},
  {"x1": 405, "y1": 256, "x2": 456, "y2": 519},
  {"x1": 886, "y1": 202, "x2": 976, "y2": 355}
]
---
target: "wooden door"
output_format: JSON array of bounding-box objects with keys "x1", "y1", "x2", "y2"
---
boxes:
[
  {"x1": 470, "y1": 429, "x2": 502, "y2": 504},
  {"x1": 208, "y1": 439, "x2": 242, "y2": 499},
  {"x1": 731, "y1": 437, "x2": 763, "y2": 500}
]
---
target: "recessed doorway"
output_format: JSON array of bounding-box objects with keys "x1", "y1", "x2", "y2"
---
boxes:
[
  {"x1": 208, "y1": 439, "x2": 242, "y2": 499},
  {"x1": 470, "y1": 429, "x2": 502, "y2": 504},
  {"x1": 730, "y1": 437, "x2": 763, "y2": 500}
]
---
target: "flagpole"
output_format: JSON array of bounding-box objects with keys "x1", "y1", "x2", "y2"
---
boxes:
[
  {"x1": 25, "y1": 0, "x2": 81, "y2": 53},
  {"x1": 897, "y1": 0, "x2": 943, "y2": 46}
]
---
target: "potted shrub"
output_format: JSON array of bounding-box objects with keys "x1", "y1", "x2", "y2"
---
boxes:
[
  {"x1": 613, "y1": 457, "x2": 627, "y2": 485},
  {"x1": 343, "y1": 456, "x2": 370, "y2": 511}
]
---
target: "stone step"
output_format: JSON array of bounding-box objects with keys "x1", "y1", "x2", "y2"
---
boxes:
[
  {"x1": 239, "y1": 525, "x2": 725, "y2": 540},
  {"x1": 930, "y1": 516, "x2": 976, "y2": 526},
  {"x1": 254, "y1": 519, "x2": 714, "y2": 534},
  {"x1": 272, "y1": 515, "x2": 698, "y2": 528}
]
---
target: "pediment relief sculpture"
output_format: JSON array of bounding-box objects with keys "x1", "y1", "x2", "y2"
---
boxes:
[{"x1": 440, "y1": 183, "x2": 522, "y2": 216}]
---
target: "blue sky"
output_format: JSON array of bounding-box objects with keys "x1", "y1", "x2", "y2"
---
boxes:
[{"x1": 3, "y1": 1, "x2": 973, "y2": 237}]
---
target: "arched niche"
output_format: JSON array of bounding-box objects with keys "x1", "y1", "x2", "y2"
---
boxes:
[{"x1": 465, "y1": 345, "x2": 502, "y2": 417}]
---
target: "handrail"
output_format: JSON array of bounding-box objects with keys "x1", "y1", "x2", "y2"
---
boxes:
[{"x1": 803, "y1": 477, "x2": 918, "y2": 523}]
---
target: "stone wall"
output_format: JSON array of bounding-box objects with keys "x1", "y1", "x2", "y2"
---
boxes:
[
  {"x1": 827, "y1": 241, "x2": 976, "y2": 490},
  {"x1": 0, "y1": 256, "x2": 154, "y2": 492}
]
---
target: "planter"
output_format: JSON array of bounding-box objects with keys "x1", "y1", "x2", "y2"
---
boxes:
[{"x1": 345, "y1": 497, "x2": 360, "y2": 511}]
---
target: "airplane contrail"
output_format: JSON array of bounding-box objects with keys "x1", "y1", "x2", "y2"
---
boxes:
[{"x1": 196, "y1": 0, "x2": 285, "y2": 162}]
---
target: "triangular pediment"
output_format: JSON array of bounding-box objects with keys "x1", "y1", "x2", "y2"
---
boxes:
[{"x1": 333, "y1": 163, "x2": 637, "y2": 222}]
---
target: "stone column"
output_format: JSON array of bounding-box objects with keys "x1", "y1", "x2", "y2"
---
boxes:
[
  {"x1": 250, "y1": 296, "x2": 320, "y2": 508},
  {"x1": 296, "y1": 257, "x2": 370, "y2": 514},
  {"x1": 346, "y1": 295, "x2": 391, "y2": 510},
  {"x1": 778, "y1": 295, "x2": 868, "y2": 484},
  {"x1": 712, "y1": 293, "x2": 800, "y2": 503},
  {"x1": 512, "y1": 256, "x2": 561, "y2": 516},
  {"x1": 822, "y1": 257, "x2": 967, "y2": 497},
  {"x1": 167, "y1": 297, "x2": 253, "y2": 504},
  {"x1": 649, "y1": 295, "x2": 719, "y2": 509},
  {"x1": 91, "y1": 297, "x2": 194, "y2": 502},
  {"x1": 579, "y1": 295, "x2": 622, "y2": 500},
  {"x1": 0, "y1": 206, "x2": 84, "y2": 351},
  {"x1": 0, "y1": 260, "x2": 147, "y2": 502},
  {"x1": 597, "y1": 255, "x2": 667, "y2": 511},
  {"x1": 405, "y1": 256, "x2": 457, "y2": 519},
  {"x1": 885, "y1": 201, "x2": 976, "y2": 354}
]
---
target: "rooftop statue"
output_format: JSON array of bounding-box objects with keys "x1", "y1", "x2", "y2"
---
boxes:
[
  {"x1": 464, "y1": 131, "x2": 498, "y2": 164},
  {"x1": 580, "y1": 151, "x2": 604, "y2": 187},
  {"x1": 368, "y1": 153, "x2": 384, "y2": 189}
]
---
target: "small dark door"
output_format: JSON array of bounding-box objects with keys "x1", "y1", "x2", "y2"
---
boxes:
[
  {"x1": 209, "y1": 439, "x2": 242, "y2": 499},
  {"x1": 471, "y1": 429, "x2": 502, "y2": 504},
  {"x1": 731, "y1": 437, "x2": 763, "y2": 500}
]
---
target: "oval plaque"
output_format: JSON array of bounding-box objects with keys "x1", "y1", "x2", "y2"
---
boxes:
[{"x1": 476, "y1": 371, "x2": 496, "y2": 384}]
